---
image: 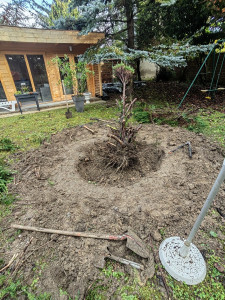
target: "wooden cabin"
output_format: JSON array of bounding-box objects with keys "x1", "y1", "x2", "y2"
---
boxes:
[{"x1": 0, "y1": 25, "x2": 104, "y2": 103}]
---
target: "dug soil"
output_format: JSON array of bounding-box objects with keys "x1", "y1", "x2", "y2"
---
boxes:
[{"x1": 1, "y1": 122, "x2": 225, "y2": 299}]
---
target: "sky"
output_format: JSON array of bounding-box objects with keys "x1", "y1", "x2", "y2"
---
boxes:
[
  {"x1": 0, "y1": 0, "x2": 52, "y2": 24},
  {"x1": 0, "y1": 0, "x2": 51, "y2": 26},
  {"x1": 0, "y1": 0, "x2": 10, "y2": 5},
  {"x1": 0, "y1": 0, "x2": 51, "y2": 6}
]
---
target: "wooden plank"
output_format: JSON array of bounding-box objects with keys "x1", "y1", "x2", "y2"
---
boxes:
[
  {"x1": 0, "y1": 43, "x2": 93, "y2": 54},
  {"x1": 93, "y1": 64, "x2": 101, "y2": 96},
  {"x1": 67, "y1": 54, "x2": 76, "y2": 98},
  {"x1": 0, "y1": 53, "x2": 16, "y2": 101},
  {"x1": 24, "y1": 54, "x2": 36, "y2": 92},
  {"x1": 43, "y1": 53, "x2": 55, "y2": 102},
  {"x1": 0, "y1": 26, "x2": 104, "y2": 45},
  {"x1": 44, "y1": 53, "x2": 63, "y2": 102},
  {"x1": 87, "y1": 64, "x2": 95, "y2": 97},
  {"x1": 98, "y1": 63, "x2": 103, "y2": 96}
]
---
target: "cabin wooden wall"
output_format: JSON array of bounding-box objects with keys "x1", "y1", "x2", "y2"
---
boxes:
[
  {"x1": 0, "y1": 26, "x2": 104, "y2": 47},
  {"x1": 0, "y1": 51, "x2": 102, "y2": 101},
  {"x1": 44, "y1": 53, "x2": 64, "y2": 102},
  {"x1": 93, "y1": 64, "x2": 103, "y2": 96},
  {"x1": 0, "y1": 53, "x2": 16, "y2": 101}
]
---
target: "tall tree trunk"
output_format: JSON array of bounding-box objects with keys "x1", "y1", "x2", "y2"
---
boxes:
[
  {"x1": 136, "y1": 58, "x2": 141, "y2": 81},
  {"x1": 125, "y1": 0, "x2": 134, "y2": 49},
  {"x1": 124, "y1": 0, "x2": 136, "y2": 97}
]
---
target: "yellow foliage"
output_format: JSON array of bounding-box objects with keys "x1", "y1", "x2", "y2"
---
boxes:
[
  {"x1": 48, "y1": 0, "x2": 78, "y2": 26},
  {"x1": 215, "y1": 40, "x2": 225, "y2": 53}
]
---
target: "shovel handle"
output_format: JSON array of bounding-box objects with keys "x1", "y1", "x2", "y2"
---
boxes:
[{"x1": 11, "y1": 224, "x2": 126, "y2": 241}]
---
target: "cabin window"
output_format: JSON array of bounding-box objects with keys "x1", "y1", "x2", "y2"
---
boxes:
[
  {"x1": 0, "y1": 81, "x2": 7, "y2": 100},
  {"x1": 6, "y1": 55, "x2": 32, "y2": 92},
  {"x1": 27, "y1": 55, "x2": 52, "y2": 101}
]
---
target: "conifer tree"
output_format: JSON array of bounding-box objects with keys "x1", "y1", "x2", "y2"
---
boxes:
[{"x1": 0, "y1": 0, "x2": 34, "y2": 26}]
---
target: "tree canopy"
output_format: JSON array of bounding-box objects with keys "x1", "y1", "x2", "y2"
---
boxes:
[
  {"x1": 48, "y1": 0, "x2": 79, "y2": 26},
  {"x1": 2, "y1": 0, "x2": 224, "y2": 70},
  {"x1": 137, "y1": 0, "x2": 225, "y2": 50},
  {"x1": 0, "y1": 0, "x2": 35, "y2": 26}
]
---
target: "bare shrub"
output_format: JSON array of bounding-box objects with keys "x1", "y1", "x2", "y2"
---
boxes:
[{"x1": 105, "y1": 63, "x2": 142, "y2": 172}]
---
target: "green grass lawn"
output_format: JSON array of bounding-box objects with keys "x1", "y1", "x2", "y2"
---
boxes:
[
  {"x1": 195, "y1": 110, "x2": 225, "y2": 148},
  {"x1": 1, "y1": 102, "x2": 224, "y2": 158},
  {"x1": 0, "y1": 103, "x2": 119, "y2": 159}
]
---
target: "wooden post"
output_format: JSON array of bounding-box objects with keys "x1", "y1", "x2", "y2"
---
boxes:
[
  {"x1": 0, "y1": 53, "x2": 16, "y2": 101},
  {"x1": 98, "y1": 63, "x2": 103, "y2": 96},
  {"x1": 44, "y1": 53, "x2": 63, "y2": 101},
  {"x1": 87, "y1": 64, "x2": 95, "y2": 97},
  {"x1": 69, "y1": 54, "x2": 77, "y2": 95},
  {"x1": 24, "y1": 55, "x2": 36, "y2": 92}
]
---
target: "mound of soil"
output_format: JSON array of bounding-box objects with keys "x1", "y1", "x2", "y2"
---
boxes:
[
  {"x1": 78, "y1": 141, "x2": 164, "y2": 186},
  {"x1": 1, "y1": 122, "x2": 225, "y2": 299}
]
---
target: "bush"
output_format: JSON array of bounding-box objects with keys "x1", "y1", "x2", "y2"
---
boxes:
[
  {"x1": 156, "y1": 67, "x2": 175, "y2": 82},
  {"x1": 133, "y1": 110, "x2": 150, "y2": 123},
  {"x1": 0, "y1": 138, "x2": 17, "y2": 152},
  {"x1": 0, "y1": 163, "x2": 15, "y2": 206},
  {"x1": 0, "y1": 164, "x2": 12, "y2": 194}
]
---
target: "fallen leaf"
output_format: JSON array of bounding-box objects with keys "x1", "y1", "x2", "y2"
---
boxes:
[
  {"x1": 214, "y1": 263, "x2": 225, "y2": 273},
  {"x1": 210, "y1": 231, "x2": 218, "y2": 238}
]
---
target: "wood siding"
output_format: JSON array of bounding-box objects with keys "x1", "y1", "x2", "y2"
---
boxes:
[
  {"x1": 87, "y1": 64, "x2": 95, "y2": 97},
  {"x1": 0, "y1": 52, "x2": 102, "y2": 102},
  {"x1": 0, "y1": 53, "x2": 16, "y2": 101},
  {"x1": 93, "y1": 64, "x2": 103, "y2": 96},
  {"x1": 0, "y1": 26, "x2": 104, "y2": 45},
  {"x1": 44, "y1": 53, "x2": 64, "y2": 101},
  {"x1": 0, "y1": 26, "x2": 104, "y2": 102}
]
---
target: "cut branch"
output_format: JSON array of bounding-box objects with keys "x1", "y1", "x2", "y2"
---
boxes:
[
  {"x1": 0, "y1": 254, "x2": 18, "y2": 273},
  {"x1": 107, "y1": 134, "x2": 125, "y2": 147}
]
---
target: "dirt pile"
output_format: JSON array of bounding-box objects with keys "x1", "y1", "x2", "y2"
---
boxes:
[
  {"x1": 78, "y1": 140, "x2": 164, "y2": 186},
  {"x1": 1, "y1": 122, "x2": 225, "y2": 299}
]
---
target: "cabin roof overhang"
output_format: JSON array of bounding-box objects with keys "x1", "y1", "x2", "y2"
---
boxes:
[{"x1": 0, "y1": 25, "x2": 104, "y2": 53}]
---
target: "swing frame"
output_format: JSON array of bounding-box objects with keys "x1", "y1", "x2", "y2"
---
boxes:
[{"x1": 178, "y1": 39, "x2": 225, "y2": 108}]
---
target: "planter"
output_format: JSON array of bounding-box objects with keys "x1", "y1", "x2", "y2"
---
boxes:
[
  {"x1": 83, "y1": 92, "x2": 91, "y2": 104},
  {"x1": 14, "y1": 92, "x2": 40, "y2": 114},
  {"x1": 72, "y1": 95, "x2": 85, "y2": 112}
]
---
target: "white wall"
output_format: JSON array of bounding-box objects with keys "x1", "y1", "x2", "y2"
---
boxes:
[{"x1": 140, "y1": 59, "x2": 158, "y2": 80}]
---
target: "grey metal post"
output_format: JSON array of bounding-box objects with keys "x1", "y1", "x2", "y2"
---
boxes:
[{"x1": 180, "y1": 159, "x2": 225, "y2": 257}]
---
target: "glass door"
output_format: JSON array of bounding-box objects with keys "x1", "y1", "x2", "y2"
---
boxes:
[
  {"x1": 0, "y1": 81, "x2": 7, "y2": 101},
  {"x1": 27, "y1": 55, "x2": 52, "y2": 101},
  {"x1": 6, "y1": 55, "x2": 32, "y2": 93}
]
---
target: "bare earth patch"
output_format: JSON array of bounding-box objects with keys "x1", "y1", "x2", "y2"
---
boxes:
[{"x1": 2, "y1": 122, "x2": 225, "y2": 298}]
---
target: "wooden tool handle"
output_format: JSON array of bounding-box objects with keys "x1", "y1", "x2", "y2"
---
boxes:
[{"x1": 11, "y1": 224, "x2": 126, "y2": 241}]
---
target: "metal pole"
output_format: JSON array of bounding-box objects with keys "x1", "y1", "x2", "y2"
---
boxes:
[
  {"x1": 209, "y1": 50, "x2": 221, "y2": 100},
  {"x1": 215, "y1": 53, "x2": 225, "y2": 89},
  {"x1": 180, "y1": 159, "x2": 225, "y2": 256},
  {"x1": 178, "y1": 46, "x2": 215, "y2": 108}
]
